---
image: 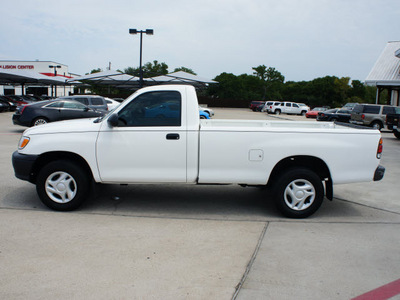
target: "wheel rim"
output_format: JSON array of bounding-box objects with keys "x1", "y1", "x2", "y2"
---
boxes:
[
  {"x1": 284, "y1": 179, "x2": 315, "y2": 211},
  {"x1": 372, "y1": 123, "x2": 381, "y2": 130},
  {"x1": 34, "y1": 119, "x2": 47, "y2": 126},
  {"x1": 45, "y1": 171, "x2": 77, "y2": 203}
]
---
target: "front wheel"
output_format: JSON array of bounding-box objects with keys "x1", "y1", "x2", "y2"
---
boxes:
[
  {"x1": 394, "y1": 130, "x2": 400, "y2": 139},
  {"x1": 275, "y1": 110, "x2": 281, "y2": 115},
  {"x1": 273, "y1": 168, "x2": 324, "y2": 218},
  {"x1": 36, "y1": 160, "x2": 91, "y2": 211}
]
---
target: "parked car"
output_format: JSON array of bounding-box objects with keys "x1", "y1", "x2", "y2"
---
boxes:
[
  {"x1": 12, "y1": 99, "x2": 106, "y2": 127},
  {"x1": 199, "y1": 106, "x2": 214, "y2": 117},
  {"x1": 316, "y1": 109, "x2": 352, "y2": 122},
  {"x1": 342, "y1": 102, "x2": 358, "y2": 110},
  {"x1": 6, "y1": 95, "x2": 30, "y2": 106},
  {"x1": 104, "y1": 97, "x2": 120, "y2": 111},
  {"x1": 249, "y1": 101, "x2": 265, "y2": 111},
  {"x1": 199, "y1": 110, "x2": 210, "y2": 119},
  {"x1": 305, "y1": 107, "x2": 328, "y2": 118},
  {"x1": 0, "y1": 101, "x2": 6, "y2": 112},
  {"x1": 385, "y1": 107, "x2": 400, "y2": 139},
  {"x1": 267, "y1": 102, "x2": 309, "y2": 115},
  {"x1": 0, "y1": 96, "x2": 18, "y2": 111},
  {"x1": 58, "y1": 95, "x2": 108, "y2": 111},
  {"x1": 263, "y1": 101, "x2": 281, "y2": 112},
  {"x1": 350, "y1": 104, "x2": 397, "y2": 130}
]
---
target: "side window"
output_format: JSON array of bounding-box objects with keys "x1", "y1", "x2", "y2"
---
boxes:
[
  {"x1": 285, "y1": 103, "x2": 291, "y2": 107},
  {"x1": 45, "y1": 102, "x2": 63, "y2": 108},
  {"x1": 74, "y1": 98, "x2": 89, "y2": 105},
  {"x1": 363, "y1": 105, "x2": 380, "y2": 114},
  {"x1": 91, "y1": 97, "x2": 104, "y2": 105},
  {"x1": 293, "y1": 104, "x2": 299, "y2": 108},
  {"x1": 117, "y1": 91, "x2": 181, "y2": 127},
  {"x1": 63, "y1": 101, "x2": 87, "y2": 110}
]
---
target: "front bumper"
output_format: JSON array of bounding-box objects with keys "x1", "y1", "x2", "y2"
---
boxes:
[
  {"x1": 373, "y1": 165, "x2": 385, "y2": 181},
  {"x1": 12, "y1": 151, "x2": 38, "y2": 182}
]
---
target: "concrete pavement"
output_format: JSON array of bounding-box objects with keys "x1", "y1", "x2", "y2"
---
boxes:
[{"x1": 0, "y1": 109, "x2": 399, "y2": 299}]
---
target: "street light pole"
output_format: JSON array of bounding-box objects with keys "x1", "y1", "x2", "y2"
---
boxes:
[
  {"x1": 129, "y1": 29, "x2": 154, "y2": 88},
  {"x1": 49, "y1": 65, "x2": 61, "y2": 97}
]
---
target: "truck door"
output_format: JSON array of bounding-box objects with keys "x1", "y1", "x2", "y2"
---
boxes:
[
  {"x1": 96, "y1": 91, "x2": 187, "y2": 183},
  {"x1": 285, "y1": 102, "x2": 292, "y2": 114}
]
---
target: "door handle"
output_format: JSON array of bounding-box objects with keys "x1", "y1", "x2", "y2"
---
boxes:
[{"x1": 166, "y1": 133, "x2": 180, "y2": 140}]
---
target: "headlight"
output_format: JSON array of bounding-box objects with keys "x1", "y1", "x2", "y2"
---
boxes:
[{"x1": 18, "y1": 136, "x2": 30, "y2": 150}]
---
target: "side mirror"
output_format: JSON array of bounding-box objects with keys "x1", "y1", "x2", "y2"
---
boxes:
[{"x1": 107, "y1": 113, "x2": 119, "y2": 127}]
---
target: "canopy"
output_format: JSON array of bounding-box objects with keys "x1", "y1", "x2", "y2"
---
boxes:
[
  {"x1": 66, "y1": 69, "x2": 140, "y2": 88},
  {"x1": 0, "y1": 69, "x2": 70, "y2": 85},
  {"x1": 146, "y1": 71, "x2": 218, "y2": 87},
  {"x1": 66, "y1": 70, "x2": 217, "y2": 89}
]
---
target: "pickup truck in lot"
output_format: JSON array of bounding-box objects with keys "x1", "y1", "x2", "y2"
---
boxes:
[
  {"x1": 385, "y1": 107, "x2": 400, "y2": 139},
  {"x1": 12, "y1": 85, "x2": 385, "y2": 218}
]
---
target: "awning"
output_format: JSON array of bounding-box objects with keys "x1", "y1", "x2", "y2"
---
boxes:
[
  {"x1": 146, "y1": 71, "x2": 218, "y2": 87},
  {"x1": 0, "y1": 69, "x2": 70, "y2": 85}
]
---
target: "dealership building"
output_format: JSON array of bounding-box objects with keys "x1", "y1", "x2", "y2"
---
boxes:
[{"x1": 0, "y1": 60, "x2": 78, "y2": 97}]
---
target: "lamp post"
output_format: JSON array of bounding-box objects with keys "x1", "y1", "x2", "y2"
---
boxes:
[
  {"x1": 129, "y1": 28, "x2": 154, "y2": 88},
  {"x1": 49, "y1": 65, "x2": 61, "y2": 97}
]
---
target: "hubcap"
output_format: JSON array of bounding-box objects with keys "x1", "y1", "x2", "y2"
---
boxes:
[
  {"x1": 34, "y1": 119, "x2": 47, "y2": 126},
  {"x1": 45, "y1": 171, "x2": 77, "y2": 203},
  {"x1": 284, "y1": 179, "x2": 315, "y2": 211}
]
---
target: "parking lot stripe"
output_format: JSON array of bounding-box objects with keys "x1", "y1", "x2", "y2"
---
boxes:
[{"x1": 352, "y1": 278, "x2": 400, "y2": 300}]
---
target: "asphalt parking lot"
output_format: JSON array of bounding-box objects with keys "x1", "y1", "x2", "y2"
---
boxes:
[{"x1": 1, "y1": 109, "x2": 399, "y2": 299}]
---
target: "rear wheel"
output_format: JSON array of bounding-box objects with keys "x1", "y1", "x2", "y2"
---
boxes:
[
  {"x1": 36, "y1": 160, "x2": 90, "y2": 211},
  {"x1": 32, "y1": 117, "x2": 49, "y2": 126},
  {"x1": 371, "y1": 121, "x2": 383, "y2": 131},
  {"x1": 275, "y1": 110, "x2": 281, "y2": 115},
  {"x1": 273, "y1": 168, "x2": 324, "y2": 218},
  {"x1": 394, "y1": 130, "x2": 400, "y2": 139}
]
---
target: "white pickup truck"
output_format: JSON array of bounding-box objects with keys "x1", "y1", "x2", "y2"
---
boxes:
[{"x1": 12, "y1": 85, "x2": 385, "y2": 218}]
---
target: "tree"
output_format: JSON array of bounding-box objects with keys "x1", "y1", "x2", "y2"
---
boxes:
[
  {"x1": 124, "y1": 60, "x2": 169, "y2": 78},
  {"x1": 173, "y1": 67, "x2": 197, "y2": 75},
  {"x1": 252, "y1": 65, "x2": 285, "y2": 100}
]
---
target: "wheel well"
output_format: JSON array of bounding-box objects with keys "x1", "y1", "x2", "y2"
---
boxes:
[
  {"x1": 370, "y1": 120, "x2": 383, "y2": 127},
  {"x1": 30, "y1": 151, "x2": 93, "y2": 184},
  {"x1": 267, "y1": 156, "x2": 331, "y2": 187}
]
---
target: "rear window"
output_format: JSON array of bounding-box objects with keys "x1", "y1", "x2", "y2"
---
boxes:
[{"x1": 91, "y1": 97, "x2": 104, "y2": 106}]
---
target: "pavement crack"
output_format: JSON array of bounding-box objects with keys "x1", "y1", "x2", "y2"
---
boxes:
[{"x1": 232, "y1": 222, "x2": 269, "y2": 300}]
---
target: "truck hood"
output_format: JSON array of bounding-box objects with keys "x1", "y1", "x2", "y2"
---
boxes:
[{"x1": 23, "y1": 118, "x2": 102, "y2": 136}]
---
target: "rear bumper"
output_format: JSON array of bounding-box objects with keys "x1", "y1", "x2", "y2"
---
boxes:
[
  {"x1": 373, "y1": 165, "x2": 385, "y2": 181},
  {"x1": 12, "y1": 151, "x2": 38, "y2": 182}
]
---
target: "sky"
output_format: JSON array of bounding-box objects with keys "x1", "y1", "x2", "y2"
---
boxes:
[{"x1": 0, "y1": 0, "x2": 399, "y2": 82}]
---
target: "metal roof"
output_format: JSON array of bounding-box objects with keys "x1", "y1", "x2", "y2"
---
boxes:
[{"x1": 365, "y1": 41, "x2": 400, "y2": 86}]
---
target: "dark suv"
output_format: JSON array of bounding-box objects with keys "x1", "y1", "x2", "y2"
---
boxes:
[{"x1": 350, "y1": 104, "x2": 397, "y2": 130}]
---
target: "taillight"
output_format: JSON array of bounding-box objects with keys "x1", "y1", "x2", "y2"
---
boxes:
[
  {"x1": 361, "y1": 114, "x2": 365, "y2": 120},
  {"x1": 377, "y1": 138, "x2": 383, "y2": 159},
  {"x1": 20, "y1": 105, "x2": 28, "y2": 114}
]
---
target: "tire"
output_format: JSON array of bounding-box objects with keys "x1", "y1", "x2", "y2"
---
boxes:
[
  {"x1": 394, "y1": 130, "x2": 400, "y2": 139},
  {"x1": 275, "y1": 110, "x2": 281, "y2": 115},
  {"x1": 370, "y1": 121, "x2": 383, "y2": 131},
  {"x1": 273, "y1": 168, "x2": 324, "y2": 218},
  {"x1": 301, "y1": 111, "x2": 306, "y2": 116},
  {"x1": 36, "y1": 160, "x2": 90, "y2": 211},
  {"x1": 200, "y1": 115, "x2": 207, "y2": 119},
  {"x1": 32, "y1": 117, "x2": 49, "y2": 126}
]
